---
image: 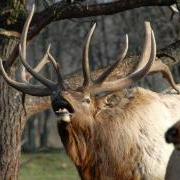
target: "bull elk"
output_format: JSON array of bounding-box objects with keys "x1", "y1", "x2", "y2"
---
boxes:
[{"x1": 1, "y1": 5, "x2": 180, "y2": 180}]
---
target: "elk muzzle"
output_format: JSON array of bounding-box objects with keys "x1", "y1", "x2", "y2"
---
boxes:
[{"x1": 51, "y1": 93, "x2": 74, "y2": 123}]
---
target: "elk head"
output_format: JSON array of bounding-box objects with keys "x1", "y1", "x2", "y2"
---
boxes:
[{"x1": 0, "y1": 5, "x2": 155, "y2": 123}]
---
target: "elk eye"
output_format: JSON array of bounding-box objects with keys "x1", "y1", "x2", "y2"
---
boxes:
[{"x1": 82, "y1": 97, "x2": 91, "y2": 104}]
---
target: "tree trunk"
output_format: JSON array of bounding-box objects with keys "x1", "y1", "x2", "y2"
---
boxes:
[
  {"x1": 0, "y1": 1, "x2": 51, "y2": 178},
  {"x1": 0, "y1": 37, "x2": 24, "y2": 179}
]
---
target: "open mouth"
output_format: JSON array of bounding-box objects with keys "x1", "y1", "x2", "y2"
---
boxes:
[
  {"x1": 52, "y1": 96, "x2": 74, "y2": 123},
  {"x1": 55, "y1": 108, "x2": 72, "y2": 122}
]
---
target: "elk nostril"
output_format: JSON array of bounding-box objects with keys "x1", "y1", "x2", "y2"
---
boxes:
[{"x1": 165, "y1": 127, "x2": 178, "y2": 144}]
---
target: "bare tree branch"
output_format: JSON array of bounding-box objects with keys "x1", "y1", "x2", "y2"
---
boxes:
[
  {"x1": 27, "y1": 0, "x2": 177, "y2": 38},
  {"x1": 0, "y1": 28, "x2": 20, "y2": 38},
  {"x1": 4, "y1": 0, "x2": 176, "y2": 68},
  {"x1": 26, "y1": 97, "x2": 51, "y2": 119}
]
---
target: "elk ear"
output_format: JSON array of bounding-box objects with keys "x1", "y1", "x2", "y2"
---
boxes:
[{"x1": 95, "y1": 95, "x2": 109, "y2": 110}]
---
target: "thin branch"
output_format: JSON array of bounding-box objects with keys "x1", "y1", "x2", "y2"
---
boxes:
[
  {"x1": 26, "y1": 96, "x2": 51, "y2": 119},
  {"x1": 0, "y1": 28, "x2": 20, "y2": 38},
  {"x1": 35, "y1": 0, "x2": 175, "y2": 21}
]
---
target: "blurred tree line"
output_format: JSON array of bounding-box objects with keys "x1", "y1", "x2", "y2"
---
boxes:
[{"x1": 21, "y1": 0, "x2": 180, "y2": 152}]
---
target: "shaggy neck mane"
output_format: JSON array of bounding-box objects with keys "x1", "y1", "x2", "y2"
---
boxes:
[{"x1": 57, "y1": 88, "x2": 161, "y2": 179}]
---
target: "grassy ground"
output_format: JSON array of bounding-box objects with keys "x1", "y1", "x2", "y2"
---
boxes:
[{"x1": 20, "y1": 150, "x2": 79, "y2": 180}]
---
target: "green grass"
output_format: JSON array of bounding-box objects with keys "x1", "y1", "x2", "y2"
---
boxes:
[{"x1": 20, "y1": 150, "x2": 79, "y2": 180}]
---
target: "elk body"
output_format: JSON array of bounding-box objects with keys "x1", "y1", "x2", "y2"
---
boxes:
[{"x1": 1, "y1": 5, "x2": 180, "y2": 180}]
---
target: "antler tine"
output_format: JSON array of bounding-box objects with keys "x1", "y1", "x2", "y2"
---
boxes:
[
  {"x1": 134, "y1": 28, "x2": 179, "y2": 93},
  {"x1": 134, "y1": 23, "x2": 154, "y2": 73},
  {"x1": 94, "y1": 34, "x2": 128, "y2": 84},
  {"x1": 22, "y1": 45, "x2": 51, "y2": 82},
  {"x1": 148, "y1": 59, "x2": 180, "y2": 93},
  {"x1": 82, "y1": 23, "x2": 96, "y2": 87},
  {"x1": 19, "y1": 4, "x2": 57, "y2": 90},
  {"x1": 0, "y1": 58, "x2": 51, "y2": 96},
  {"x1": 90, "y1": 22, "x2": 155, "y2": 95},
  {"x1": 33, "y1": 45, "x2": 51, "y2": 73},
  {"x1": 47, "y1": 47, "x2": 64, "y2": 89},
  {"x1": 128, "y1": 28, "x2": 156, "y2": 81}
]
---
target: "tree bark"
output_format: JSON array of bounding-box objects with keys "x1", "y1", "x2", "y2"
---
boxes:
[
  {"x1": 0, "y1": 1, "x2": 51, "y2": 176},
  {"x1": 0, "y1": 1, "x2": 27, "y2": 178},
  {"x1": 0, "y1": 37, "x2": 24, "y2": 179},
  {"x1": 0, "y1": 27, "x2": 51, "y2": 178}
]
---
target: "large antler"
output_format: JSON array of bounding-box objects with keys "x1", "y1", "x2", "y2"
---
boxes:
[
  {"x1": 0, "y1": 58, "x2": 51, "y2": 96},
  {"x1": 0, "y1": 4, "x2": 63, "y2": 96},
  {"x1": 19, "y1": 5, "x2": 60, "y2": 91},
  {"x1": 82, "y1": 23, "x2": 96, "y2": 87},
  {"x1": 136, "y1": 47, "x2": 179, "y2": 93},
  {"x1": 82, "y1": 22, "x2": 156, "y2": 95},
  {"x1": 0, "y1": 5, "x2": 156, "y2": 97}
]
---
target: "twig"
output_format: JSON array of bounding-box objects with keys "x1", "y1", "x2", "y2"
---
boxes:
[{"x1": 0, "y1": 28, "x2": 21, "y2": 38}]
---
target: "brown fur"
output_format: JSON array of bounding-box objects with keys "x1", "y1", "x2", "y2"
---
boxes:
[{"x1": 54, "y1": 87, "x2": 180, "y2": 180}]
